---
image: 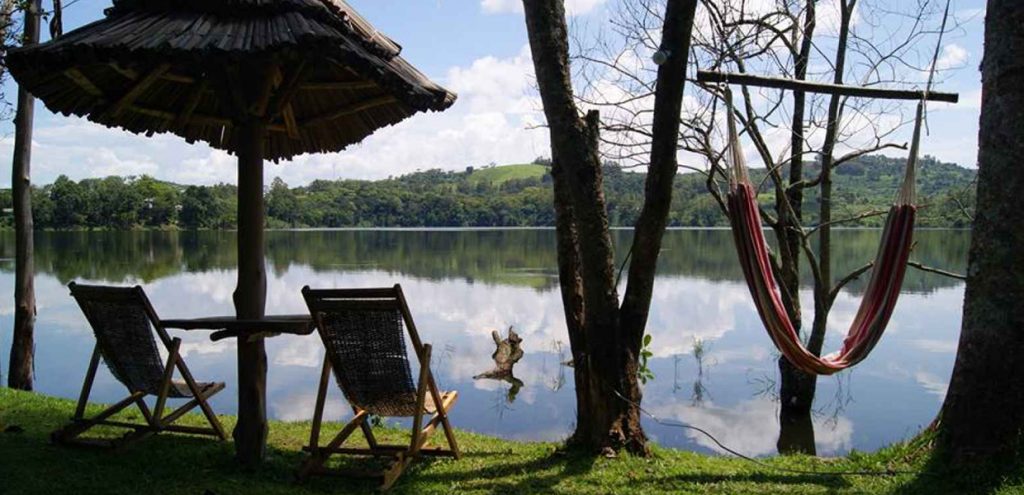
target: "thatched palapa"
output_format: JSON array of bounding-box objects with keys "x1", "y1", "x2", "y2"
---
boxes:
[
  {"x1": 7, "y1": 0, "x2": 456, "y2": 161},
  {"x1": 6, "y1": 0, "x2": 456, "y2": 465}
]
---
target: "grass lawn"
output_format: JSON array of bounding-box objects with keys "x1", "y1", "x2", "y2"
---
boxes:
[
  {"x1": 1, "y1": 388, "x2": 1022, "y2": 494},
  {"x1": 467, "y1": 164, "x2": 548, "y2": 186}
]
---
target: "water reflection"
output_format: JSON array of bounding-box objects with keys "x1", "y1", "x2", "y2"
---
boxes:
[{"x1": 0, "y1": 229, "x2": 968, "y2": 455}]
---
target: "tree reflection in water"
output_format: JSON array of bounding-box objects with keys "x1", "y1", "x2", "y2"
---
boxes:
[
  {"x1": 2, "y1": 228, "x2": 966, "y2": 453},
  {"x1": 690, "y1": 338, "x2": 711, "y2": 407},
  {"x1": 543, "y1": 340, "x2": 568, "y2": 393}
]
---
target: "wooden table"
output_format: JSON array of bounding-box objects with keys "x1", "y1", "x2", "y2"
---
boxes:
[
  {"x1": 162, "y1": 314, "x2": 316, "y2": 461},
  {"x1": 163, "y1": 314, "x2": 315, "y2": 342}
]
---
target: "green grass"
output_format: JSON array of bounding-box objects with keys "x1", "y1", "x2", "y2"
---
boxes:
[
  {"x1": 467, "y1": 164, "x2": 548, "y2": 186},
  {"x1": 1, "y1": 388, "x2": 1022, "y2": 494}
]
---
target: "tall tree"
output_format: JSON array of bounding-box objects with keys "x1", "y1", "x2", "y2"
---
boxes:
[
  {"x1": 7, "y1": 0, "x2": 41, "y2": 390},
  {"x1": 939, "y1": 0, "x2": 1024, "y2": 463},
  {"x1": 522, "y1": 0, "x2": 697, "y2": 453}
]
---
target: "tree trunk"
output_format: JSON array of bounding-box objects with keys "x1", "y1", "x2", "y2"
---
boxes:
[
  {"x1": 523, "y1": 0, "x2": 696, "y2": 454},
  {"x1": 778, "y1": 357, "x2": 817, "y2": 454},
  {"x1": 778, "y1": 400, "x2": 817, "y2": 455},
  {"x1": 620, "y1": 0, "x2": 698, "y2": 342},
  {"x1": 7, "y1": 0, "x2": 41, "y2": 391},
  {"x1": 939, "y1": 0, "x2": 1024, "y2": 463},
  {"x1": 775, "y1": 0, "x2": 817, "y2": 454},
  {"x1": 232, "y1": 119, "x2": 268, "y2": 465},
  {"x1": 777, "y1": 1, "x2": 854, "y2": 448}
]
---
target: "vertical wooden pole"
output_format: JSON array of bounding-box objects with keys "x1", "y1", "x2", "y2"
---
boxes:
[
  {"x1": 232, "y1": 119, "x2": 268, "y2": 465},
  {"x1": 8, "y1": 0, "x2": 41, "y2": 391}
]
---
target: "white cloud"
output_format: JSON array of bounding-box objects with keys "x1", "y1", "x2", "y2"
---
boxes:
[
  {"x1": 935, "y1": 43, "x2": 969, "y2": 71},
  {"x1": 907, "y1": 339, "x2": 957, "y2": 354},
  {"x1": 914, "y1": 371, "x2": 949, "y2": 399},
  {"x1": 481, "y1": 0, "x2": 606, "y2": 16}
]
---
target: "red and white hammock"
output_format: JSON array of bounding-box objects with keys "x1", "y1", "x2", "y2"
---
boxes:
[{"x1": 723, "y1": 92, "x2": 922, "y2": 375}]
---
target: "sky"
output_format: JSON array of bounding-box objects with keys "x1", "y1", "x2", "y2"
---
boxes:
[{"x1": 0, "y1": 0, "x2": 988, "y2": 188}]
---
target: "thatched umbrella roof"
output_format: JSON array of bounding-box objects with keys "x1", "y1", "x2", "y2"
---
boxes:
[
  {"x1": 6, "y1": 0, "x2": 456, "y2": 466},
  {"x1": 7, "y1": 0, "x2": 456, "y2": 161}
]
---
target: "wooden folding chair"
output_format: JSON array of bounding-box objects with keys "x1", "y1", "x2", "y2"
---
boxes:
[
  {"x1": 298, "y1": 284, "x2": 460, "y2": 490},
  {"x1": 52, "y1": 282, "x2": 227, "y2": 449}
]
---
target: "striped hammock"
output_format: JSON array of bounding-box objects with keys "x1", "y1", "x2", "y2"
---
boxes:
[{"x1": 723, "y1": 91, "x2": 922, "y2": 375}]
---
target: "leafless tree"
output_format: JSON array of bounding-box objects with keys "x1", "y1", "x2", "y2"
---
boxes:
[{"x1": 575, "y1": 0, "x2": 963, "y2": 453}]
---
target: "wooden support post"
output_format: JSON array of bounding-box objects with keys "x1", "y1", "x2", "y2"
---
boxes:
[
  {"x1": 696, "y1": 70, "x2": 959, "y2": 103},
  {"x1": 8, "y1": 0, "x2": 41, "y2": 391},
  {"x1": 74, "y1": 345, "x2": 102, "y2": 420},
  {"x1": 232, "y1": 117, "x2": 268, "y2": 466}
]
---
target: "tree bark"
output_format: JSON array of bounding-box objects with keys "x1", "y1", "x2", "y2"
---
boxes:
[
  {"x1": 8, "y1": 0, "x2": 41, "y2": 391},
  {"x1": 811, "y1": 0, "x2": 855, "y2": 358},
  {"x1": 775, "y1": 1, "x2": 817, "y2": 455},
  {"x1": 232, "y1": 119, "x2": 268, "y2": 465},
  {"x1": 774, "y1": 0, "x2": 856, "y2": 448},
  {"x1": 523, "y1": 0, "x2": 696, "y2": 454},
  {"x1": 939, "y1": 0, "x2": 1024, "y2": 463}
]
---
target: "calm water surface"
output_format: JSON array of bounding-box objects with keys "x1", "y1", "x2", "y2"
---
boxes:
[{"x1": 0, "y1": 229, "x2": 969, "y2": 456}]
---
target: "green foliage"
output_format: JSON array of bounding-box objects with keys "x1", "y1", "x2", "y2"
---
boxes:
[
  {"x1": 466, "y1": 163, "x2": 548, "y2": 186},
  {"x1": 638, "y1": 333, "x2": 655, "y2": 384},
  {"x1": 0, "y1": 156, "x2": 977, "y2": 230},
  {"x1": 266, "y1": 177, "x2": 300, "y2": 227}
]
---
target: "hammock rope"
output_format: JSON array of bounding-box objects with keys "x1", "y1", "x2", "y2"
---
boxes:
[{"x1": 723, "y1": 88, "x2": 922, "y2": 375}]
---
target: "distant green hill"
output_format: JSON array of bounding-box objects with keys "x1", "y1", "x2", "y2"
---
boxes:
[
  {"x1": 1, "y1": 157, "x2": 976, "y2": 230},
  {"x1": 466, "y1": 164, "x2": 548, "y2": 186}
]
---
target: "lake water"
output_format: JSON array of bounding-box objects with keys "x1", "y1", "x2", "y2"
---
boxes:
[{"x1": 0, "y1": 229, "x2": 969, "y2": 457}]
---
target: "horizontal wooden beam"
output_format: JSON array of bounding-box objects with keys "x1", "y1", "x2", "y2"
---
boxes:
[
  {"x1": 696, "y1": 70, "x2": 959, "y2": 103},
  {"x1": 302, "y1": 95, "x2": 398, "y2": 128},
  {"x1": 102, "y1": 63, "x2": 171, "y2": 121},
  {"x1": 107, "y1": 62, "x2": 195, "y2": 85},
  {"x1": 63, "y1": 69, "x2": 104, "y2": 97},
  {"x1": 127, "y1": 105, "x2": 287, "y2": 133},
  {"x1": 300, "y1": 81, "x2": 378, "y2": 91},
  {"x1": 161, "y1": 73, "x2": 195, "y2": 84}
]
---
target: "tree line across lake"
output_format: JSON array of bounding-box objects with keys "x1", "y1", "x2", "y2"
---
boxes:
[{"x1": 0, "y1": 155, "x2": 975, "y2": 230}]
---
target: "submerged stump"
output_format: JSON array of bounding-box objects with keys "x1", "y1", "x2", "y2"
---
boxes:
[{"x1": 474, "y1": 327, "x2": 525, "y2": 402}]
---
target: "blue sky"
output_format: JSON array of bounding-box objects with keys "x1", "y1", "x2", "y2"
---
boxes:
[{"x1": 0, "y1": 0, "x2": 987, "y2": 187}]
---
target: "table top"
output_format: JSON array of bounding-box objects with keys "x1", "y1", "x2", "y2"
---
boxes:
[{"x1": 162, "y1": 314, "x2": 315, "y2": 342}]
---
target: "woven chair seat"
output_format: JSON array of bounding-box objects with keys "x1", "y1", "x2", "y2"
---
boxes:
[
  {"x1": 358, "y1": 390, "x2": 454, "y2": 417},
  {"x1": 299, "y1": 286, "x2": 461, "y2": 489},
  {"x1": 168, "y1": 380, "x2": 224, "y2": 399}
]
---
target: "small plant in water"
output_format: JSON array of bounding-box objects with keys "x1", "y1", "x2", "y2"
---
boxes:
[{"x1": 638, "y1": 334, "x2": 655, "y2": 384}]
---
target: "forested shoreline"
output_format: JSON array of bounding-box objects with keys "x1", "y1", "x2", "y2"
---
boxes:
[{"x1": 0, "y1": 156, "x2": 975, "y2": 230}]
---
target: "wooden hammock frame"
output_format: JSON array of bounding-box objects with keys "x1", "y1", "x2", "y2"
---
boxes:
[
  {"x1": 696, "y1": 70, "x2": 959, "y2": 103},
  {"x1": 700, "y1": 54, "x2": 959, "y2": 375}
]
